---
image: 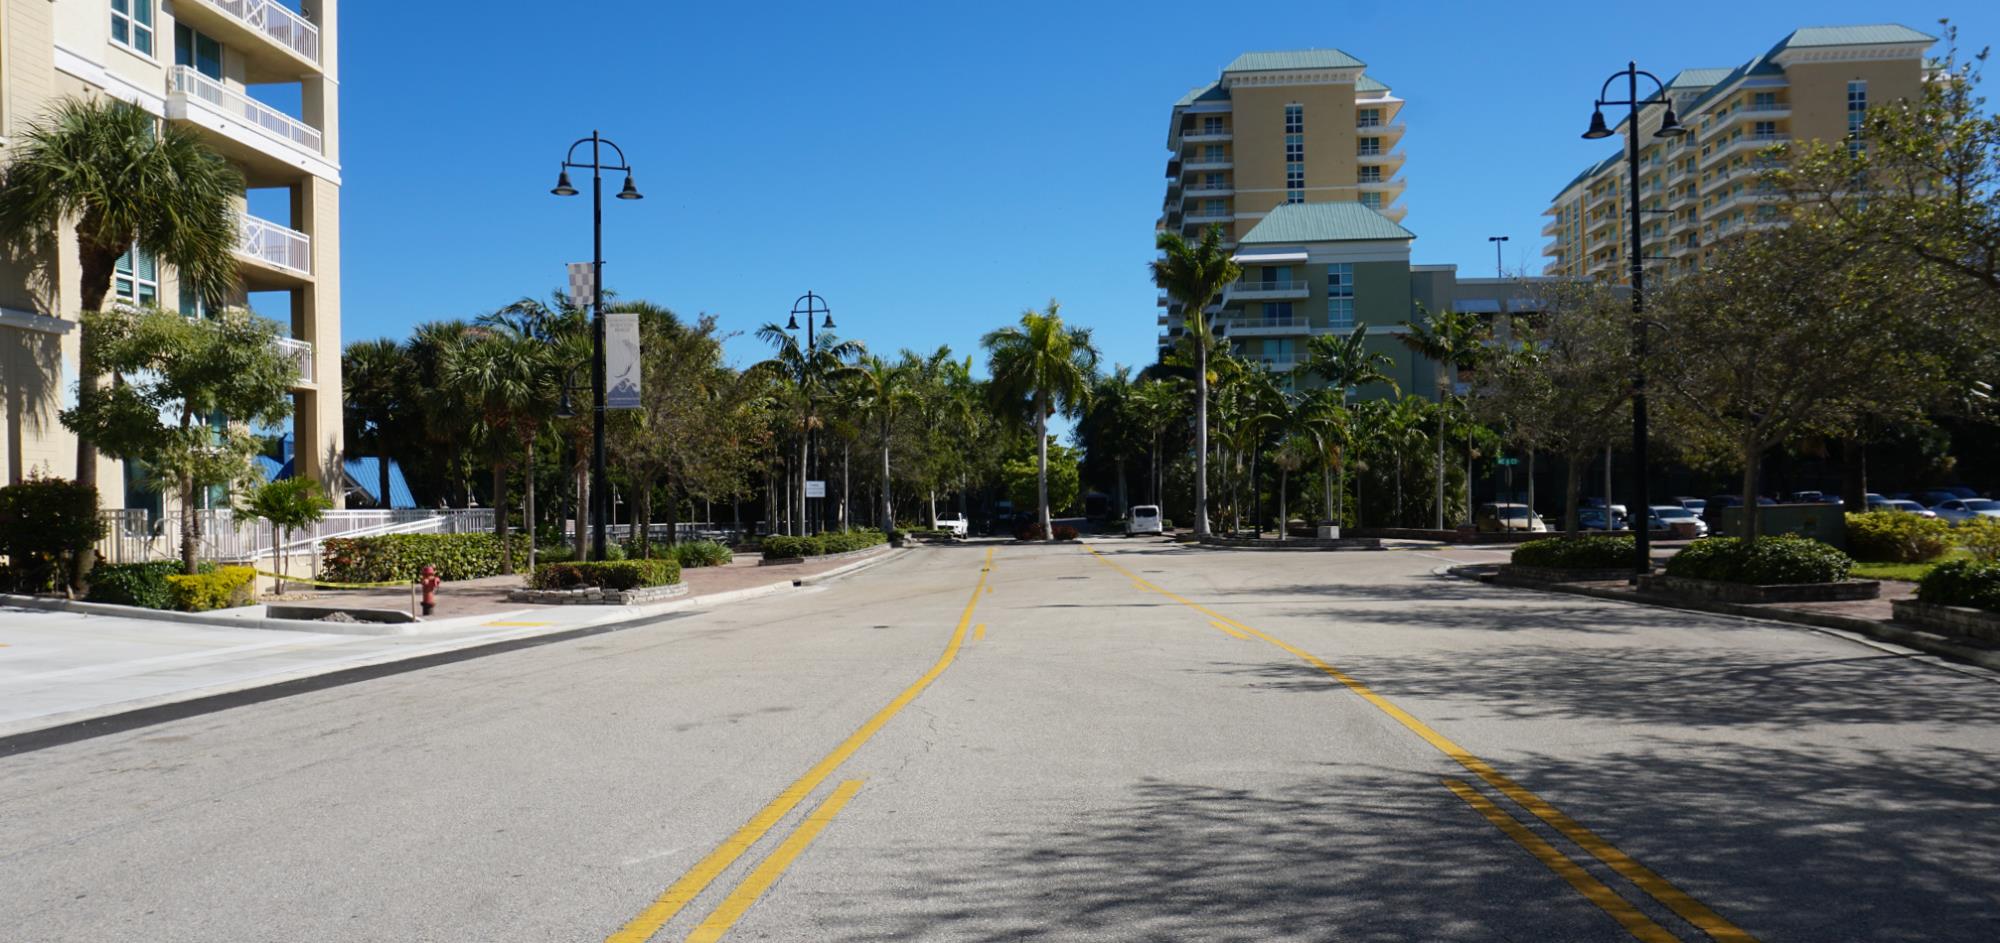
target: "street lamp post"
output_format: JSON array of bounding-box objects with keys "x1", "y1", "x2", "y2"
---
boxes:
[
  {"x1": 551, "y1": 131, "x2": 642, "y2": 562},
  {"x1": 1487, "y1": 235, "x2": 1509, "y2": 277},
  {"x1": 1582, "y1": 63, "x2": 1685, "y2": 575},
  {"x1": 786, "y1": 291, "x2": 834, "y2": 536}
]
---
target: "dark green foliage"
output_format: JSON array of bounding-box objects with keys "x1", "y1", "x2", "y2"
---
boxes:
[
  {"x1": 530, "y1": 558, "x2": 681, "y2": 591},
  {"x1": 164, "y1": 565, "x2": 256, "y2": 611},
  {"x1": 1665, "y1": 536, "x2": 1852, "y2": 585},
  {"x1": 1511, "y1": 535, "x2": 1635, "y2": 569},
  {"x1": 670, "y1": 540, "x2": 733, "y2": 568},
  {"x1": 320, "y1": 533, "x2": 522, "y2": 583},
  {"x1": 0, "y1": 477, "x2": 105, "y2": 592},
  {"x1": 87, "y1": 560, "x2": 213, "y2": 609},
  {"x1": 1915, "y1": 559, "x2": 2000, "y2": 613},
  {"x1": 1845, "y1": 511, "x2": 1954, "y2": 563},
  {"x1": 760, "y1": 529, "x2": 887, "y2": 560}
]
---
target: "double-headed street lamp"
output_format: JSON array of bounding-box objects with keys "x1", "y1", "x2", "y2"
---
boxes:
[
  {"x1": 786, "y1": 291, "x2": 834, "y2": 535},
  {"x1": 551, "y1": 130, "x2": 642, "y2": 561},
  {"x1": 1582, "y1": 63, "x2": 1686, "y2": 575}
]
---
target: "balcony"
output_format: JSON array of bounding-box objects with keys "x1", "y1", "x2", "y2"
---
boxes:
[
  {"x1": 1183, "y1": 208, "x2": 1232, "y2": 226},
  {"x1": 1182, "y1": 125, "x2": 1233, "y2": 143},
  {"x1": 1183, "y1": 154, "x2": 1233, "y2": 172},
  {"x1": 1355, "y1": 150, "x2": 1406, "y2": 175},
  {"x1": 1359, "y1": 177, "x2": 1407, "y2": 200},
  {"x1": 273, "y1": 336, "x2": 313, "y2": 386},
  {"x1": 1541, "y1": 217, "x2": 1561, "y2": 237},
  {"x1": 1184, "y1": 183, "x2": 1235, "y2": 198},
  {"x1": 237, "y1": 213, "x2": 311, "y2": 280},
  {"x1": 1229, "y1": 316, "x2": 1309, "y2": 338},
  {"x1": 174, "y1": 0, "x2": 320, "y2": 78},
  {"x1": 1705, "y1": 133, "x2": 1790, "y2": 165},
  {"x1": 166, "y1": 67, "x2": 326, "y2": 179},
  {"x1": 1226, "y1": 280, "x2": 1312, "y2": 302}
]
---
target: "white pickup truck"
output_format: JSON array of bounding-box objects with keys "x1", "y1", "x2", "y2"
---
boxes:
[{"x1": 934, "y1": 514, "x2": 970, "y2": 538}]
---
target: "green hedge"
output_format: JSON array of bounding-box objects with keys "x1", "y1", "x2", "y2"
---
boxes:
[
  {"x1": 530, "y1": 558, "x2": 681, "y2": 591},
  {"x1": 1916, "y1": 559, "x2": 2000, "y2": 612},
  {"x1": 0, "y1": 477, "x2": 104, "y2": 592},
  {"x1": 1665, "y1": 536, "x2": 1852, "y2": 585},
  {"x1": 761, "y1": 528, "x2": 887, "y2": 560},
  {"x1": 321, "y1": 533, "x2": 523, "y2": 583},
  {"x1": 1511, "y1": 535, "x2": 1635, "y2": 569},
  {"x1": 671, "y1": 540, "x2": 733, "y2": 568},
  {"x1": 87, "y1": 561, "x2": 214, "y2": 609},
  {"x1": 165, "y1": 566, "x2": 257, "y2": 611},
  {"x1": 1846, "y1": 511, "x2": 1953, "y2": 563}
]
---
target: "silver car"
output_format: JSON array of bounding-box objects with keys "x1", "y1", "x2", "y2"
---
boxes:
[{"x1": 1932, "y1": 498, "x2": 2000, "y2": 526}]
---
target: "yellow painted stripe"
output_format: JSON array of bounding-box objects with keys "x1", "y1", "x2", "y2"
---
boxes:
[
  {"x1": 1208, "y1": 619, "x2": 1251, "y2": 640},
  {"x1": 683, "y1": 780, "x2": 866, "y2": 943},
  {"x1": 1443, "y1": 779, "x2": 1679, "y2": 943},
  {"x1": 1084, "y1": 546, "x2": 1755, "y2": 943},
  {"x1": 974, "y1": 623, "x2": 987, "y2": 642},
  {"x1": 605, "y1": 547, "x2": 994, "y2": 943}
]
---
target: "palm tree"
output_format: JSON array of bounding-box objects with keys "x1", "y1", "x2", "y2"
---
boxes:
[
  {"x1": 1126, "y1": 379, "x2": 1181, "y2": 506},
  {"x1": 983, "y1": 302, "x2": 1099, "y2": 540},
  {"x1": 1151, "y1": 226, "x2": 1241, "y2": 537},
  {"x1": 342, "y1": 339, "x2": 409, "y2": 510},
  {"x1": 1301, "y1": 325, "x2": 1398, "y2": 530},
  {"x1": 441, "y1": 328, "x2": 556, "y2": 573},
  {"x1": 1397, "y1": 306, "x2": 1491, "y2": 528},
  {"x1": 1272, "y1": 391, "x2": 1340, "y2": 539},
  {"x1": 0, "y1": 97, "x2": 243, "y2": 493},
  {"x1": 752, "y1": 324, "x2": 864, "y2": 535},
  {"x1": 1080, "y1": 366, "x2": 1139, "y2": 518},
  {"x1": 852, "y1": 355, "x2": 915, "y2": 532}
]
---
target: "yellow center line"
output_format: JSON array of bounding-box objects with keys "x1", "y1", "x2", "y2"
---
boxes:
[
  {"x1": 683, "y1": 780, "x2": 867, "y2": 943},
  {"x1": 1443, "y1": 779, "x2": 1679, "y2": 943},
  {"x1": 1083, "y1": 544, "x2": 1755, "y2": 943},
  {"x1": 974, "y1": 623, "x2": 987, "y2": 642},
  {"x1": 1208, "y1": 619, "x2": 1251, "y2": 640},
  {"x1": 605, "y1": 547, "x2": 995, "y2": 943}
]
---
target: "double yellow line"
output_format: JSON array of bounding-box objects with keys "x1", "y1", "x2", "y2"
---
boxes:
[
  {"x1": 1085, "y1": 545, "x2": 1755, "y2": 943},
  {"x1": 606, "y1": 547, "x2": 996, "y2": 943}
]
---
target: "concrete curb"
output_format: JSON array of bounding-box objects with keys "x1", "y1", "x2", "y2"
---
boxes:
[
  {"x1": 797, "y1": 547, "x2": 909, "y2": 586},
  {"x1": 1443, "y1": 565, "x2": 2000, "y2": 672}
]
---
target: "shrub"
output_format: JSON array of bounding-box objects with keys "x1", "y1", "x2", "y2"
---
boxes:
[
  {"x1": 1665, "y1": 536, "x2": 1852, "y2": 585},
  {"x1": 1846, "y1": 511, "x2": 1953, "y2": 563},
  {"x1": 530, "y1": 558, "x2": 681, "y2": 591},
  {"x1": 759, "y1": 529, "x2": 887, "y2": 560},
  {"x1": 1014, "y1": 521, "x2": 1046, "y2": 540},
  {"x1": 1512, "y1": 535, "x2": 1634, "y2": 569},
  {"x1": 321, "y1": 533, "x2": 523, "y2": 583},
  {"x1": 671, "y1": 540, "x2": 733, "y2": 568},
  {"x1": 1916, "y1": 558, "x2": 2000, "y2": 613},
  {"x1": 164, "y1": 566, "x2": 257, "y2": 611},
  {"x1": 1053, "y1": 524, "x2": 1080, "y2": 540},
  {"x1": 0, "y1": 476, "x2": 105, "y2": 592},
  {"x1": 1958, "y1": 517, "x2": 2000, "y2": 564},
  {"x1": 87, "y1": 561, "x2": 214, "y2": 609}
]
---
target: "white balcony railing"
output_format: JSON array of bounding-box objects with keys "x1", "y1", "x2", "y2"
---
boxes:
[
  {"x1": 273, "y1": 336, "x2": 314, "y2": 384},
  {"x1": 170, "y1": 66, "x2": 323, "y2": 155},
  {"x1": 201, "y1": 0, "x2": 320, "y2": 63},
  {"x1": 238, "y1": 213, "x2": 311, "y2": 275}
]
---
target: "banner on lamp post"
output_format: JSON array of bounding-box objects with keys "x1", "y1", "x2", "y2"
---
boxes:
[
  {"x1": 567, "y1": 262, "x2": 594, "y2": 304},
  {"x1": 605, "y1": 311, "x2": 642, "y2": 410}
]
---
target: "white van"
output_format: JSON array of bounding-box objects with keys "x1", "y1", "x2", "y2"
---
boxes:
[{"x1": 1126, "y1": 505, "x2": 1164, "y2": 536}]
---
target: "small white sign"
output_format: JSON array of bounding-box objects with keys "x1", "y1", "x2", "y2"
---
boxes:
[{"x1": 805, "y1": 480, "x2": 827, "y2": 498}]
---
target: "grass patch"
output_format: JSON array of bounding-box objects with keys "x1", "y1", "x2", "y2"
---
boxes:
[{"x1": 1851, "y1": 549, "x2": 1971, "y2": 583}]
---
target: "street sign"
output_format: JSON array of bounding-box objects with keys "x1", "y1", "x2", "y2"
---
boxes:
[
  {"x1": 805, "y1": 480, "x2": 826, "y2": 499},
  {"x1": 1496, "y1": 457, "x2": 1520, "y2": 466}
]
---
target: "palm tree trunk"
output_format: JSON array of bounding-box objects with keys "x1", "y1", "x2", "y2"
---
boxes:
[
  {"x1": 494, "y1": 464, "x2": 512, "y2": 575},
  {"x1": 1116, "y1": 458, "x2": 1127, "y2": 521},
  {"x1": 525, "y1": 439, "x2": 537, "y2": 571},
  {"x1": 1395, "y1": 450, "x2": 1404, "y2": 527},
  {"x1": 842, "y1": 441, "x2": 851, "y2": 532},
  {"x1": 1037, "y1": 401, "x2": 1053, "y2": 540},
  {"x1": 1435, "y1": 406, "x2": 1447, "y2": 530},
  {"x1": 574, "y1": 462, "x2": 588, "y2": 559},
  {"x1": 180, "y1": 472, "x2": 200, "y2": 576},
  {"x1": 378, "y1": 436, "x2": 393, "y2": 511},
  {"x1": 879, "y1": 416, "x2": 894, "y2": 533},
  {"x1": 1278, "y1": 467, "x2": 1289, "y2": 542},
  {"x1": 1195, "y1": 342, "x2": 1210, "y2": 536},
  {"x1": 798, "y1": 426, "x2": 810, "y2": 537},
  {"x1": 1743, "y1": 436, "x2": 1763, "y2": 542},
  {"x1": 1564, "y1": 454, "x2": 1584, "y2": 535}
]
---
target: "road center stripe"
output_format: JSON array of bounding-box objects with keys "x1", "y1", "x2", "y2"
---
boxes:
[
  {"x1": 1084, "y1": 544, "x2": 1755, "y2": 943},
  {"x1": 683, "y1": 779, "x2": 866, "y2": 943},
  {"x1": 605, "y1": 547, "x2": 994, "y2": 943}
]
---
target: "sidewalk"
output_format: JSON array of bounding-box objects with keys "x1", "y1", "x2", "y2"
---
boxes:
[{"x1": 0, "y1": 548, "x2": 900, "y2": 748}]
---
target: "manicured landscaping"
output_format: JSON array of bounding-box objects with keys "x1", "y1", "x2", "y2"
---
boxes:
[
  {"x1": 321, "y1": 533, "x2": 524, "y2": 583},
  {"x1": 1846, "y1": 511, "x2": 1954, "y2": 564},
  {"x1": 163, "y1": 566, "x2": 257, "y2": 612},
  {"x1": 1511, "y1": 535, "x2": 1634, "y2": 569},
  {"x1": 530, "y1": 558, "x2": 682, "y2": 591},
  {"x1": 1663, "y1": 536, "x2": 1852, "y2": 585},
  {"x1": 760, "y1": 529, "x2": 888, "y2": 561},
  {"x1": 1915, "y1": 559, "x2": 2000, "y2": 614},
  {"x1": 669, "y1": 540, "x2": 733, "y2": 568},
  {"x1": 85, "y1": 561, "x2": 210, "y2": 610}
]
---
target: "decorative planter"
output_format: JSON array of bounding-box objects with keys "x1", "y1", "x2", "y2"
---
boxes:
[
  {"x1": 1637, "y1": 574, "x2": 1879, "y2": 604},
  {"x1": 1495, "y1": 564, "x2": 1633, "y2": 584},
  {"x1": 1892, "y1": 599, "x2": 2000, "y2": 644},
  {"x1": 507, "y1": 583, "x2": 689, "y2": 606}
]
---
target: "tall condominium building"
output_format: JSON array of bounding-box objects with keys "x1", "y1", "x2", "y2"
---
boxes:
[
  {"x1": 1158, "y1": 49, "x2": 1408, "y2": 353},
  {"x1": 1541, "y1": 25, "x2": 1934, "y2": 281},
  {"x1": 0, "y1": 0, "x2": 342, "y2": 510}
]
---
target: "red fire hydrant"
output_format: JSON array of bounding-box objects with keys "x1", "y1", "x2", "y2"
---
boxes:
[{"x1": 419, "y1": 564, "x2": 440, "y2": 617}]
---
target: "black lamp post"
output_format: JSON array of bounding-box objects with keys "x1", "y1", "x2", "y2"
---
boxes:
[
  {"x1": 551, "y1": 130, "x2": 642, "y2": 561},
  {"x1": 785, "y1": 291, "x2": 834, "y2": 536},
  {"x1": 1582, "y1": 63, "x2": 1686, "y2": 575},
  {"x1": 1487, "y1": 235, "x2": 1509, "y2": 277}
]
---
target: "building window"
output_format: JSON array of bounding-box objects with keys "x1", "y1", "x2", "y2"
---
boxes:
[
  {"x1": 1262, "y1": 266, "x2": 1292, "y2": 288},
  {"x1": 1327, "y1": 263, "x2": 1354, "y2": 329},
  {"x1": 1357, "y1": 108, "x2": 1381, "y2": 128},
  {"x1": 111, "y1": 0, "x2": 155, "y2": 56},
  {"x1": 1265, "y1": 302, "x2": 1294, "y2": 325},
  {"x1": 1847, "y1": 79, "x2": 1868, "y2": 153},
  {"x1": 1358, "y1": 137, "x2": 1382, "y2": 156},
  {"x1": 1203, "y1": 172, "x2": 1225, "y2": 190},
  {"x1": 114, "y1": 245, "x2": 159, "y2": 305},
  {"x1": 1284, "y1": 104, "x2": 1303, "y2": 134},
  {"x1": 1360, "y1": 192, "x2": 1383, "y2": 210},
  {"x1": 1202, "y1": 199, "x2": 1227, "y2": 217},
  {"x1": 1203, "y1": 116, "x2": 1226, "y2": 135},
  {"x1": 1203, "y1": 145, "x2": 1226, "y2": 163},
  {"x1": 1266, "y1": 338, "x2": 1295, "y2": 366},
  {"x1": 1753, "y1": 91, "x2": 1777, "y2": 110},
  {"x1": 174, "y1": 24, "x2": 223, "y2": 79},
  {"x1": 1753, "y1": 120, "x2": 1777, "y2": 139},
  {"x1": 1359, "y1": 166, "x2": 1382, "y2": 183},
  {"x1": 1283, "y1": 105, "x2": 1305, "y2": 203}
]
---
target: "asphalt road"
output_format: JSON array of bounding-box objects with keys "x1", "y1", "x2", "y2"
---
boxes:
[{"x1": 4, "y1": 539, "x2": 1998, "y2": 942}]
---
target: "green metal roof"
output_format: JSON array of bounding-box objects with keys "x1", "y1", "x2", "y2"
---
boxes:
[
  {"x1": 1780, "y1": 24, "x2": 1936, "y2": 48},
  {"x1": 1224, "y1": 49, "x2": 1365, "y2": 73},
  {"x1": 1174, "y1": 80, "x2": 1230, "y2": 107},
  {"x1": 1356, "y1": 74, "x2": 1388, "y2": 93},
  {"x1": 1666, "y1": 67, "x2": 1732, "y2": 90},
  {"x1": 1239, "y1": 202, "x2": 1414, "y2": 244}
]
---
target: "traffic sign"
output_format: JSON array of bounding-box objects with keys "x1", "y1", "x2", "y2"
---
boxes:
[
  {"x1": 805, "y1": 480, "x2": 826, "y2": 498},
  {"x1": 1496, "y1": 457, "x2": 1520, "y2": 466}
]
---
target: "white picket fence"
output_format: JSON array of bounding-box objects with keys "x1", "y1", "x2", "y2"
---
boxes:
[{"x1": 96, "y1": 508, "x2": 494, "y2": 566}]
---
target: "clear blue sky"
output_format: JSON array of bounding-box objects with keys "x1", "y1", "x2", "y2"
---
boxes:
[{"x1": 335, "y1": 1, "x2": 1996, "y2": 378}]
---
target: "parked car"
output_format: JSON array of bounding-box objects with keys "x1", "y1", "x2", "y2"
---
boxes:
[
  {"x1": 1581, "y1": 497, "x2": 1628, "y2": 517},
  {"x1": 1922, "y1": 488, "x2": 1982, "y2": 507},
  {"x1": 1786, "y1": 491, "x2": 1843, "y2": 506},
  {"x1": 1674, "y1": 496, "x2": 1706, "y2": 513},
  {"x1": 1475, "y1": 503, "x2": 1548, "y2": 533},
  {"x1": 1932, "y1": 498, "x2": 2000, "y2": 526},
  {"x1": 1649, "y1": 505, "x2": 1709, "y2": 538},
  {"x1": 1866, "y1": 496, "x2": 1938, "y2": 518},
  {"x1": 933, "y1": 513, "x2": 969, "y2": 538},
  {"x1": 1577, "y1": 507, "x2": 1627, "y2": 531},
  {"x1": 1126, "y1": 504, "x2": 1165, "y2": 536},
  {"x1": 1706, "y1": 494, "x2": 1778, "y2": 508}
]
